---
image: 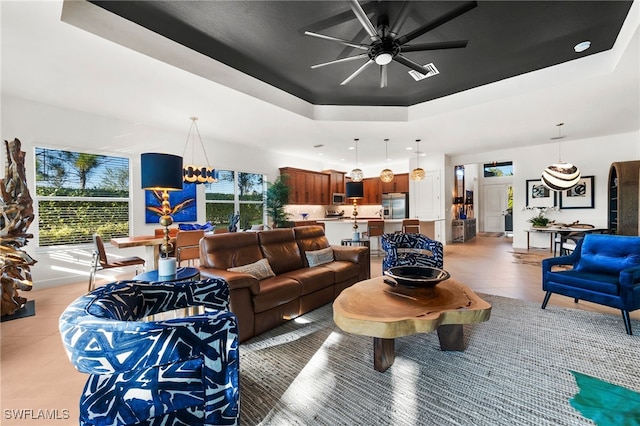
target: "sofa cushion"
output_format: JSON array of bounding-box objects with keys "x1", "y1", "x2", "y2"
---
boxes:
[
  {"x1": 546, "y1": 270, "x2": 620, "y2": 296},
  {"x1": 320, "y1": 261, "x2": 362, "y2": 283},
  {"x1": 258, "y1": 229, "x2": 304, "y2": 274},
  {"x1": 228, "y1": 258, "x2": 276, "y2": 280},
  {"x1": 252, "y1": 276, "x2": 301, "y2": 313},
  {"x1": 200, "y1": 232, "x2": 263, "y2": 270},
  {"x1": 283, "y1": 267, "x2": 335, "y2": 296},
  {"x1": 577, "y1": 234, "x2": 640, "y2": 275},
  {"x1": 294, "y1": 225, "x2": 331, "y2": 267},
  {"x1": 305, "y1": 247, "x2": 334, "y2": 267}
]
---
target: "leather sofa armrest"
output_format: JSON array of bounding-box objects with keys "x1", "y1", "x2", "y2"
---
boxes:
[
  {"x1": 199, "y1": 268, "x2": 261, "y2": 295},
  {"x1": 331, "y1": 245, "x2": 368, "y2": 263}
]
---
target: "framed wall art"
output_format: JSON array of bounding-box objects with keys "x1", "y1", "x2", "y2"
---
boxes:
[
  {"x1": 526, "y1": 179, "x2": 557, "y2": 208},
  {"x1": 559, "y1": 176, "x2": 594, "y2": 209},
  {"x1": 145, "y1": 182, "x2": 197, "y2": 224}
]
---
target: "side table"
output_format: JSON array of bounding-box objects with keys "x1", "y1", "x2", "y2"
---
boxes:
[
  {"x1": 341, "y1": 238, "x2": 370, "y2": 248},
  {"x1": 133, "y1": 266, "x2": 200, "y2": 282}
]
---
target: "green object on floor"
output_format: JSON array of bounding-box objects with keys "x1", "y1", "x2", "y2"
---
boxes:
[{"x1": 570, "y1": 371, "x2": 640, "y2": 425}]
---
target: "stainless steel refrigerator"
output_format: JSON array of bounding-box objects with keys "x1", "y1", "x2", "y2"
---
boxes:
[{"x1": 382, "y1": 193, "x2": 409, "y2": 219}]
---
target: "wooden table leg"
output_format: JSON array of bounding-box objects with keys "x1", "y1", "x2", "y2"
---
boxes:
[
  {"x1": 373, "y1": 337, "x2": 395, "y2": 372},
  {"x1": 437, "y1": 324, "x2": 465, "y2": 351}
]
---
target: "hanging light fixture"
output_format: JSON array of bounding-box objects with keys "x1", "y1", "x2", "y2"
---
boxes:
[
  {"x1": 182, "y1": 117, "x2": 218, "y2": 184},
  {"x1": 350, "y1": 138, "x2": 364, "y2": 182},
  {"x1": 411, "y1": 139, "x2": 425, "y2": 181},
  {"x1": 380, "y1": 138, "x2": 394, "y2": 183},
  {"x1": 541, "y1": 123, "x2": 581, "y2": 191}
]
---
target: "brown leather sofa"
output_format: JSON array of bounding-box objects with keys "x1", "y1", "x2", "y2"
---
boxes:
[{"x1": 199, "y1": 225, "x2": 370, "y2": 342}]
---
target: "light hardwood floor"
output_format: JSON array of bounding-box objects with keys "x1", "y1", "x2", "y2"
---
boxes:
[{"x1": 1, "y1": 234, "x2": 637, "y2": 425}]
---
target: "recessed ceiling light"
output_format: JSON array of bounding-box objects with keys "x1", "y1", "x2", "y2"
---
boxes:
[
  {"x1": 348, "y1": 146, "x2": 355, "y2": 150},
  {"x1": 406, "y1": 147, "x2": 413, "y2": 150},
  {"x1": 574, "y1": 41, "x2": 591, "y2": 53}
]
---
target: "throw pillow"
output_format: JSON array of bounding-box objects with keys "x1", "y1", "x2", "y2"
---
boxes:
[
  {"x1": 228, "y1": 258, "x2": 275, "y2": 280},
  {"x1": 305, "y1": 247, "x2": 334, "y2": 267}
]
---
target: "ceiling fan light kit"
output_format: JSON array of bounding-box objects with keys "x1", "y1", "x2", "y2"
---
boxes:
[
  {"x1": 541, "y1": 123, "x2": 581, "y2": 191},
  {"x1": 306, "y1": 0, "x2": 477, "y2": 88}
]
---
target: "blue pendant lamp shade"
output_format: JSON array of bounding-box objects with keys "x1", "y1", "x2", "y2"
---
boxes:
[
  {"x1": 141, "y1": 153, "x2": 184, "y2": 190},
  {"x1": 346, "y1": 181, "x2": 364, "y2": 199}
]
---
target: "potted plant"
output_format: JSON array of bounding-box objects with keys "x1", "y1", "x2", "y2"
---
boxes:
[
  {"x1": 527, "y1": 208, "x2": 550, "y2": 228},
  {"x1": 266, "y1": 175, "x2": 291, "y2": 228}
]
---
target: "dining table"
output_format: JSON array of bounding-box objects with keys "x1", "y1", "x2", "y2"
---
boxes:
[
  {"x1": 110, "y1": 235, "x2": 175, "y2": 270},
  {"x1": 525, "y1": 226, "x2": 608, "y2": 256}
]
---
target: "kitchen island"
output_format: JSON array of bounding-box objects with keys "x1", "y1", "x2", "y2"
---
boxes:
[{"x1": 318, "y1": 218, "x2": 440, "y2": 249}]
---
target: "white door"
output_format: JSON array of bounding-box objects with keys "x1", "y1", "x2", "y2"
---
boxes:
[{"x1": 483, "y1": 184, "x2": 508, "y2": 232}]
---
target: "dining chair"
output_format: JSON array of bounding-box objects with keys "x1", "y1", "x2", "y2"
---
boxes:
[
  {"x1": 402, "y1": 219, "x2": 420, "y2": 233},
  {"x1": 88, "y1": 234, "x2": 146, "y2": 292},
  {"x1": 175, "y1": 229, "x2": 205, "y2": 266}
]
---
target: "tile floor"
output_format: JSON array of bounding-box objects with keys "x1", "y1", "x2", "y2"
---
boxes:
[{"x1": 1, "y1": 234, "x2": 637, "y2": 425}]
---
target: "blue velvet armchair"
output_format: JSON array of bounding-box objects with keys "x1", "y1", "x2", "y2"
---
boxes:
[
  {"x1": 542, "y1": 234, "x2": 640, "y2": 335},
  {"x1": 59, "y1": 278, "x2": 239, "y2": 425},
  {"x1": 381, "y1": 233, "x2": 444, "y2": 272}
]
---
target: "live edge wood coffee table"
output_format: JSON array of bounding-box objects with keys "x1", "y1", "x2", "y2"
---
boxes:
[{"x1": 333, "y1": 276, "x2": 491, "y2": 372}]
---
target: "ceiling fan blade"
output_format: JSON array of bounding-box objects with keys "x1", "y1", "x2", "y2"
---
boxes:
[
  {"x1": 389, "y1": 1, "x2": 412, "y2": 38},
  {"x1": 396, "y1": 1, "x2": 478, "y2": 45},
  {"x1": 301, "y1": 2, "x2": 378, "y2": 34},
  {"x1": 394, "y1": 54, "x2": 432, "y2": 75},
  {"x1": 341, "y1": 59, "x2": 375, "y2": 85},
  {"x1": 401, "y1": 40, "x2": 469, "y2": 53},
  {"x1": 380, "y1": 64, "x2": 388, "y2": 88},
  {"x1": 304, "y1": 31, "x2": 369, "y2": 50},
  {"x1": 311, "y1": 53, "x2": 370, "y2": 69},
  {"x1": 347, "y1": 0, "x2": 380, "y2": 41},
  {"x1": 337, "y1": 27, "x2": 369, "y2": 58}
]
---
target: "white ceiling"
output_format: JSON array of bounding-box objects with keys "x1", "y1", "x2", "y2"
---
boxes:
[{"x1": 2, "y1": 1, "x2": 639, "y2": 172}]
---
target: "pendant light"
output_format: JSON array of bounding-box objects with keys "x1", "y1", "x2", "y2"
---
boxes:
[
  {"x1": 410, "y1": 139, "x2": 425, "y2": 181},
  {"x1": 541, "y1": 123, "x2": 581, "y2": 191},
  {"x1": 182, "y1": 117, "x2": 218, "y2": 184},
  {"x1": 379, "y1": 138, "x2": 394, "y2": 183},
  {"x1": 349, "y1": 138, "x2": 364, "y2": 182}
]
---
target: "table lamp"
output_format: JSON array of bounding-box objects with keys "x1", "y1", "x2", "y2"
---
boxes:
[
  {"x1": 141, "y1": 153, "x2": 183, "y2": 276},
  {"x1": 346, "y1": 181, "x2": 364, "y2": 241}
]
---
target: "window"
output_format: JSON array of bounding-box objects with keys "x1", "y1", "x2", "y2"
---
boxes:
[
  {"x1": 484, "y1": 161, "x2": 513, "y2": 177},
  {"x1": 205, "y1": 170, "x2": 265, "y2": 230},
  {"x1": 35, "y1": 148, "x2": 130, "y2": 246}
]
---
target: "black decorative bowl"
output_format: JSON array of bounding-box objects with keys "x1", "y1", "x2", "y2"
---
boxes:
[{"x1": 384, "y1": 266, "x2": 451, "y2": 288}]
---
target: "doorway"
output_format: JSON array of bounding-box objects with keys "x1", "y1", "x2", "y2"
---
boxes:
[{"x1": 483, "y1": 183, "x2": 512, "y2": 233}]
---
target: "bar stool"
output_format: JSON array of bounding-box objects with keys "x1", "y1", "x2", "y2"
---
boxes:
[
  {"x1": 402, "y1": 219, "x2": 420, "y2": 233},
  {"x1": 365, "y1": 220, "x2": 385, "y2": 256}
]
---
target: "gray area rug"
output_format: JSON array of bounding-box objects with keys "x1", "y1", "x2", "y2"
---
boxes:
[{"x1": 239, "y1": 295, "x2": 640, "y2": 425}]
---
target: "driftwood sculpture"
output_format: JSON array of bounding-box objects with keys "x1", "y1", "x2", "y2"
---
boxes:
[{"x1": 1, "y1": 138, "x2": 36, "y2": 316}]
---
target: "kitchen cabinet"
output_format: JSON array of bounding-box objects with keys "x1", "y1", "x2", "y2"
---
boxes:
[
  {"x1": 280, "y1": 167, "x2": 330, "y2": 205},
  {"x1": 362, "y1": 177, "x2": 382, "y2": 205},
  {"x1": 381, "y1": 173, "x2": 409, "y2": 194},
  {"x1": 608, "y1": 161, "x2": 640, "y2": 235},
  {"x1": 323, "y1": 169, "x2": 346, "y2": 195}
]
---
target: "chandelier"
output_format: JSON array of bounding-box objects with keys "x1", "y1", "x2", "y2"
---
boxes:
[
  {"x1": 350, "y1": 138, "x2": 363, "y2": 182},
  {"x1": 541, "y1": 123, "x2": 580, "y2": 190},
  {"x1": 410, "y1": 139, "x2": 425, "y2": 181},
  {"x1": 380, "y1": 138, "x2": 394, "y2": 183},
  {"x1": 182, "y1": 117, "x2": 217, "y2": 184}
]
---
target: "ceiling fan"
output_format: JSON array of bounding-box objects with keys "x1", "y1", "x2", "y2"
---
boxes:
[{"x1": 305, "y1": 0, "x2": 477, "y2": 88}]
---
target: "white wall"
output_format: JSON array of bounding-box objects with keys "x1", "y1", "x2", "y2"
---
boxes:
[
  {"x1": 450, "y1": 131, "x2": 640, "y2": 249},
  {"x1": 1, "y1": 96, "x2": 328, "y2": 288}
]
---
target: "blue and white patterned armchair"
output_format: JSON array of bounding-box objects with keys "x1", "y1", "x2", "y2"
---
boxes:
[
  {"x1": 381, "y1": 233, "x2": 444, "y2": 272},
  {"x1": 59, "y1": 278, "x2": 239, "y2": 426}
]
